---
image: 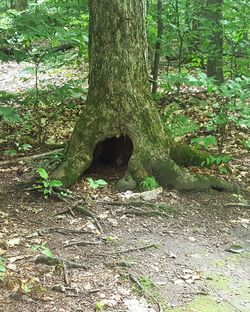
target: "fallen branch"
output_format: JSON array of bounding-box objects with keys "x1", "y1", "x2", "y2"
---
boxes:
[
  {"x1": 53, "y1": 200, "x2": 103, "y2": 233},
  {"x1": 0, "y1": 148, "x2": 64, "y2": 166},
  {"x1": 118, "y1": 243, "x2": 159, "y2": 254},
  {"x1": 225, "y1": 202, "x2": 250, "y2": 209},
  {"x1": 38, "y1": 227, "x2": 94, "y2": 236},
  {"x1": 63, "y1": 262, "x2": 70, "y2": 286},
  {"x1": 35, "y1": 255, "x2": 88, "y2": 269},
  {"x1": 75, "y1": 204, "x2": 103, "y2": 233},
  {"x1": 64, "y1": 240, "x2": 102, "y2": 248}
]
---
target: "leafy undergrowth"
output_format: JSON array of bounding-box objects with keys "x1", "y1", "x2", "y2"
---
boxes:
[{"x1": 0, "y1": 62, "x2": 249, "y2": 192}]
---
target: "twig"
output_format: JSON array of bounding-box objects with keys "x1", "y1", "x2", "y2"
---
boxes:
[
  {"x1": 225, "y1": 202, "x2": 250, "y2": 209},
  {"x1": 75, "y1": 205, "x2": 103, "y2": 233},
  {"x1": 38, "y1": 227, "x2": 93, "y2": 236},
  {"x1": 0, "y1": 148, "x2": 64, "y2": 166},
  {"x1": 63, "y1": 262, "x2": 70, "y2": 286},
  {"x1": 118, "y1": 243, "x2": 159, "y2": 254},
  {"x1": 35, "y1": 255, "x2": 88, "y2": 270},
  {"x1": 16, "y1": 216, "x2": 44, "y2": 225},
  {"x1": 64, "y1": 240, "x2": 102, "y2": 248}
]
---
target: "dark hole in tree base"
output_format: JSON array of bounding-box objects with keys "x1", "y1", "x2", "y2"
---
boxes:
[{"x1": 85, "y1": 135, "x2": 133, "y2": 178}]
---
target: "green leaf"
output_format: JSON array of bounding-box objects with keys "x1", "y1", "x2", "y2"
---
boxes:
[
  {"x1": 49, "y1": 180, "x2": 63, "y2": 187},
  {"x1": 41, "y1": 248, "x2": 54, "y2": 258},
  {"x1": 0, "y1": 257, "x2": 5, "y2": 273},
  {"x1": 43, "y1": 181, "x2": 50, "y2": 188},
  {"x1": 37, "y1": 168, "x2": 49, "y2": 180},
  {"x1": 3, "y1": 149, "x2": 17, "y2": 156},
  {"x1": 31, "y1": 244, "x2": 54, "y2": 258},
  {"x1": 244, "y1": 140, "x2": 250, "y2": 149},
  {"x1": 87, "y1": 177, "x2": 108, "y2": 189},
  {"x1": 0, "y1": 107, "x2": 21, "y2": 124},
  {"x1": 191, "y1": 136, "x2": 217, "y2": 148},
  {"x1": 226, "y1": 244, "x2": 245, "y2": 254}
]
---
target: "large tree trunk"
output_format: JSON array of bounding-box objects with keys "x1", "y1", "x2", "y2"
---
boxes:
[
  {"x1": 53, "y1": 0, "x2": 238, "y2": 194},
  {"x1": 206, "y1": 0, "x2": 224, "y2": 83}
]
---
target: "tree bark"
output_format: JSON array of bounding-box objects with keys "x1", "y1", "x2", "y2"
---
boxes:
[
  {"x1": 15, "y1": 0, "x2": 28, "y2": 10},
  {"x1": 53, "y1": 0, "x2": 238, "y2": 194},
  {"x1": 206, "y1": 0, "x2": 224, "y2": 83},
  {"x1": 152, "y1": 0, "x2": 164, "y2": 94}
]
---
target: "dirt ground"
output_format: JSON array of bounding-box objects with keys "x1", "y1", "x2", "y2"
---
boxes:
[{"x1": 0, "y1": 166, "x2": 249, "y2": 312}]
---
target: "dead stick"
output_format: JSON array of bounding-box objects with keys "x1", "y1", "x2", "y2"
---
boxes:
[
  {"x1": 118, "y1": 243, "x2": 159, "y2": 254},
  {"x1": 63, "y1": 262, "x2": 70, "y2": 286},
  {"x1": 64, "y1": 240, "x2": 102, "y2": 247},
  {"x1": 0, "y1": 148, "x2": 64, "y2": 166}
]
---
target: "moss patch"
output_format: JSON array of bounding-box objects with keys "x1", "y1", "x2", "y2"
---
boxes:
[
  {"x1": 170, "y1": 143, "x2": 209, "y2": 167},
  {"x1": 168, "y1": 296, "x2": 237, "y2": 312}
]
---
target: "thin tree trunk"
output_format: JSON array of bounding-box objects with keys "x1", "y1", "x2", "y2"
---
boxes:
[
  {"x1": 206, "y1": 0, "x2": 224, "y2": 83},
  {"x1": 15, "y1": 0, "x2": 28, "y2": 10},
  {"x1": 152, "y1": 0, "x2": 164, "y2": 94}
]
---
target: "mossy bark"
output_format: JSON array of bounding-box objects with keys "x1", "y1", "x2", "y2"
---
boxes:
[
  {"x1": 53, "y1": 0, "x2": 239, "y2": 194},
  {"x1": 170, "y1": 143, "x2": 209, "y2": 167}
]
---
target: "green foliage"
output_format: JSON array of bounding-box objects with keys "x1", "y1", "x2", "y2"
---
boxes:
[
  {"x1": 0, "y1": 0, "x2": 88, "y2": 63},
  {"x1": 0, "y1": 257, "x2": 6, "y2": 273},
  {"x1": 164, "y1": 114, "x2": 199, "y2": 137},
  {"x1": 191, "y1": 136, "x2": 217, "y2": 149},
  {"x1": 205, "y1": 77, "x2": 250, "y2": 151},
  {"x1": 0, "y1": 106, "x2": 21, "y2": 124},
  {"x1": 202, "y1": 155, "x2": 232, "y2": 167},
  {"x1": 87, "y1": 177, "x2": 108, "y2": 190},
  {"x1": 31, "y1": 243, "x2": 54, "y2": 258},
  {"x1": 244, "y1": 140, "x2": 250, "y2": 149},
  {"x1": 15, "y1": 142, "x2": 32, "y2": 152},
  {"x1": 94, "y1": 301, "x2": 105, "y2": 312},
  {"x1": 34, "y1": 168, "x2": 62, "y2": 198},
  {"x1": 3, "y1": 149, "x2": 18, "y2": 156},
  {"x1": 140, "y1": 176, "x2": 159, "y2": 191}
]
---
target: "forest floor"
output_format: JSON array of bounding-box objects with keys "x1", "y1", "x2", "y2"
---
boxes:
[
  {"x1": 0, "y1": 168, "x2": 249, "y2": 312},
  {"x1": 0, "y1": 61, "x2": 250, "y2": 312}
]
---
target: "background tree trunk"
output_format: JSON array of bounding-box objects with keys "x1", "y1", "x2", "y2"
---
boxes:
[
  {"x1": 152, "y1": 0, "x2": 163, "y2": 94},
  {"x1": 15, "y1": 0, "x2": 28, "y2": 10},
  {"x1": 53, "y1": 0, "x2": 238, "y2": 194},
  {"x1": 206, "y1": 0, "x2": 224, "y2": 83}
]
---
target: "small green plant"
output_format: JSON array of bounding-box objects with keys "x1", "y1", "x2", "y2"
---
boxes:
[
  {"x1": 87, "y1": 177, "x2": 108, "y2": 189},
  {"x1": 0, "y1": 106, "x2": 21, "y2": 124},
  {"x1": 0, "y1": 257, "x2": 6, "y2": 274},
  {"x1": 130, "y1": 275, "x2": 169, "y2": 310},
  {"x1": 94, "y1": 301, "x2": 105, "y2": 311},
  {"x1": 15, "y1": 142, "x2": 32, "y2": 152},
  {"x1": 162, "y1": 104, "x2": 199, "y2": 137},
  {"x1": 202, "y1": 155, "x2": 232, "y2": 167},
  {"x1": 34, "y1": 168, "x2": 62, "y2": 198},
  {"x1": 31, "y1": 243, "x2": 54, "y2": 258},
  {"x1": 140, "y1": 176, "x2": 159, "y2": 191},
  {"x1": 3, "y1": 149, "x2": 18, "y2": 156},
  {"x1": 244, "y1": 140, "x2": 250, "y2": 149},
  {"x1": 102, "y1": 236, "x2": 117, "y2": 244},
  {"x1": 191, "y1": 136, "x2": 217, "y2": 149},
  {"x1": 139, "y1": 276, "x2": 155, "y2": 292}
]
